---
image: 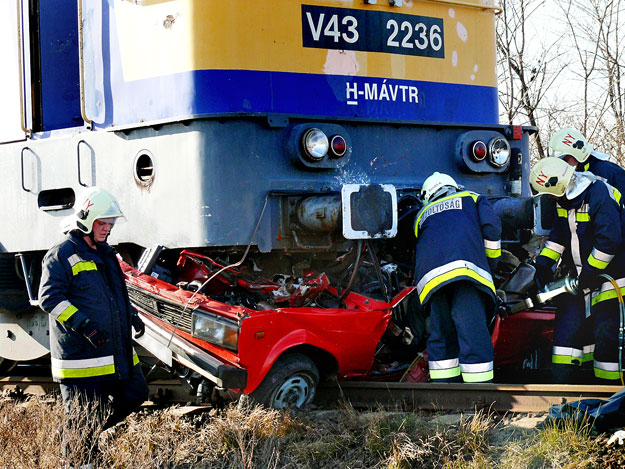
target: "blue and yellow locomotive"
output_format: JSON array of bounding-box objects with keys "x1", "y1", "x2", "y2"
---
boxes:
[{"x1": 0, "y1": 0, "x2": 540, "y2": 405}]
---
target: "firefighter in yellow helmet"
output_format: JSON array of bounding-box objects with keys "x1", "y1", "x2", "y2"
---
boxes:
[
  {"x1": 38, "y1": 187, "x2": 148, "y2": 460},
  {"x1": 531, "y1": 157, "x2": 625, "y2": 384},
  {"x1": 549, "y1": 128, "x2": 625, "y2": 195}
]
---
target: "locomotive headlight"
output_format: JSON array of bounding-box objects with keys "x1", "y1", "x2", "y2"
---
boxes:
[
  {"x1": 488, "y1": 137, "x2": 511, "y2": 167},
  {"x1": 302, "y1": 128, "x2": 329, "y2": 161},
  {"x1": 192, "y1": 311, "x2": 239, "y2": 352}
]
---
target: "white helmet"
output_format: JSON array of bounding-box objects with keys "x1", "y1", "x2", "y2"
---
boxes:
[
  {"x1": 421, "y1": 172, "x2": 459, "y2": 204},
  {"x1": 530, "y1": 157, "x2": 575, "y2": 197},
  {"x1": 69, "y1": 187, "x2": 124, "y2": 234},
  {"x1": 549, "y1": 128, "x2": 593, "y2": 163}
]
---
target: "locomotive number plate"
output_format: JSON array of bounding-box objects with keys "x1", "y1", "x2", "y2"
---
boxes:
[{"x1": 301, "y1": 4, "x2": 444, "y2": 58}]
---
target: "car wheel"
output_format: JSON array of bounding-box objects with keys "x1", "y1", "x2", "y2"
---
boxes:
[{"x1": 249, "y1": 353, "x2": 319, "y2": 409}]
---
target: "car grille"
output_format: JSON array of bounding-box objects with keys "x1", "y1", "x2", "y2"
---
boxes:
[{"x1": 127, "y1": 284, "x2": 193, "y2": 334}]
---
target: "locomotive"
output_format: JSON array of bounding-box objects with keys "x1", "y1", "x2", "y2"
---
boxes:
[{"x1": 0, "y1": 0, "x2": 549, "y2": 408}]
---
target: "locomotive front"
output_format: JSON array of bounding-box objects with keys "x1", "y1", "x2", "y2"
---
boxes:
[{"x1": 0, "y1": 0, "x2": 539, "y2": 407}]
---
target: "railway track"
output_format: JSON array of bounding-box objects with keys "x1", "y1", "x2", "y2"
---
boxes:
[
  {"x1": 0, "y1": 376, "x2": 191, "y2": 404},
  {"x1": 316, "y1": 381, "x2": 622, "y2": 412},
  {"x1": 1, "y1": 375, "x2": 620, "y2": 413}
]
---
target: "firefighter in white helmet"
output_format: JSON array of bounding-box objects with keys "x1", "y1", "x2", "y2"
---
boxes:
[
  {"x1": 414, "y1": 172, "x2": 502, "y2": 383},
  {"x1": 550, "y1": 128, "x2": 625, "y2": 195},
  {"x1": 531, "y1": 157, "x2": 625, "y2": 384},
  {"x1": 38, "y1": 187, "x2": 148, "y2": 458}
]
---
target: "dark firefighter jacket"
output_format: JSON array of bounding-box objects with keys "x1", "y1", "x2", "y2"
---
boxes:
[
  {"x1": 577, "y1": 153, "x2": 625, "y2": 196},
  {"x1": 536, "y1": 179, "x2": 625, "y2": 307},
  {"x1": 413, "y1": 191, "x2": 502, "y2": 307},
  {"x1": 39, "y1": 232, "x2": 138, "y2": 383}
]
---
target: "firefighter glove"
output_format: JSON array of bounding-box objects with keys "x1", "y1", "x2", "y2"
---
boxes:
[
  {"x1": 132, "y1": 314, "x2": 145, "y2": 339},
  {"x1": 78, "y1": 319, "x2": 109, "y2": 348},
  {"x1": 534, "y1": 264, "x2": 553, "y2": 291},
  {"x1": 577, "y1": 269, "x2": 602, "y2": 292}
]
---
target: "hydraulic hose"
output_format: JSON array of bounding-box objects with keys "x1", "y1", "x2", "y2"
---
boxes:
[{"x1": 338, "y1": 240, "x2": 363, "y2": 302}]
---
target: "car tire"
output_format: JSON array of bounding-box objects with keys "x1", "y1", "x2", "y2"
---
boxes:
[{"x1": 249, "y1": 353, "x2": 319, "y2": 409}]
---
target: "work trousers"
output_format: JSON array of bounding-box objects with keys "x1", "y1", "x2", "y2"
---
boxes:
[
  {"x1": 552, "y1": 293, "x2": 620, "y2": 383},
  {"x1": 60, "y1": 364, "x2": 149, "y2": 430},
  {"x1": 426, "y1": 281, "x2": 494, "y2": 383},
  {"x1": 59, "y1": 364, "x2": 148, "y2": 464}
]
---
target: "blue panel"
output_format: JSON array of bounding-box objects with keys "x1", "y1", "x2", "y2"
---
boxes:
[
  {"x1": 98, "y1": 69, "x2": 498, "y2": 128},
  {"x1": 39, "y1": 0, "x2": 81, "y2": 130}
]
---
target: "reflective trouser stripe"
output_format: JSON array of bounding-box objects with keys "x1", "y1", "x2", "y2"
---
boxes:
[
  {"x1": 461, "y1": 361, "x2": 494, "y2": 383},
  {"x1": 462, "y1": 370, "x2": 494, "y2": 383},
  {"x1": 594, "y1": 360, "x2": 621, "y2": 380},
  {"x1": 552, "y1": 346, "x2": 583, "y2": 365},
  {"x1": 430, "y1": 367, "x2": 461, "y2": 380},
  {"x1": 51, "y1": 300, "x2": 78, "y2": 323},
  {"x1": 51, "y1": 355, "x2": 115, "y2": 379},
  {"x1": 429, "y1": 358, "x2": 461, "y2": 380},
  {"x1": 583, "y1": 344, "x2": 595, "y2": 363},
  {"x1": 417, "y1": 260, "x2": 495, "y2": 304},
  {"x1": 591, "y1": 278, "x2": 625, "y2": 305}
]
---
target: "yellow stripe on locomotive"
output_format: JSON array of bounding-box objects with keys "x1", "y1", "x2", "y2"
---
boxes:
[{"x1": 114, "y1": 0, "x2": 497, "y2": 87}]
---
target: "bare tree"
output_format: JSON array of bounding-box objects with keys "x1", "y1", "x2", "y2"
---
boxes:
[{"x1": 496, "y1": 0, "x2": 565, "y2": 160}]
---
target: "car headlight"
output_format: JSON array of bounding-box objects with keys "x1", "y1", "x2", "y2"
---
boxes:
[
  {"x1": 192, "y1": 311, "x2": 239, "y2": 352},
  {"x1": 488, "y1": 137, "x2": 511, "y2": 167}
]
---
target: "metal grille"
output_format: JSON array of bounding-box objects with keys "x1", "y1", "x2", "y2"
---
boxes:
[
  {"x1": 127, "y1": 285, "x2": 193, "y2": 334},
  {"x1": 0, "y1": 256, "x2": 26, "y2": 290}
]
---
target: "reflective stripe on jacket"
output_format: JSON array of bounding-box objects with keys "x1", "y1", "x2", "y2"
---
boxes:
[
  {"x1": 536, "y1": 179, "x2": 625, "y2": 306},
  {"x1": 39, "y1": 232, "x2": 138, "y2": 383},
  {"x1": 579, "y1": 155, "x2": 625, "y2": 197},
  {"x1": 413, "y1": 191, "x2": 501, "y2": 306}
]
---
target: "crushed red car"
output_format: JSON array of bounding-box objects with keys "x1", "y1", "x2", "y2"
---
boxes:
[{"x1": 121, "y1": 247, "x2": 554, "y2": 409}]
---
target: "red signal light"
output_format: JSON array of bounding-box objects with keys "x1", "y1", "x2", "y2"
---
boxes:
[
  {"x1": 471, "y1": 141, "x2": 487, "y2": 161},
  {"x1": 329, "y1": 135, "x2": 347, "y2": 157}
]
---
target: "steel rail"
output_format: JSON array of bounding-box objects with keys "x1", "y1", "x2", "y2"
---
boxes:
[
  {"x1": 2, "y1": 376, "x2": 620, "y2": 413},
  {"x1": 0, "y1": 376, "x2": 190, "y2": 403},
  {"x1": 316, "y1": 381, "x2": 622, "y2": 413}
]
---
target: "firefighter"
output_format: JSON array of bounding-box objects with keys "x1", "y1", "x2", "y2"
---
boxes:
[
  {"x1": 414, "y1": 172, "x2": 502, "y2": 383},
  {"x1": 531, "y1": 157, "x2": 625, "y2": 384},
  {"x1": 38, "y1": 187, "x2": 148, "y2": 440},
  {"x1": 550, "y1": 128, "x2": 625, "y2": 195}
]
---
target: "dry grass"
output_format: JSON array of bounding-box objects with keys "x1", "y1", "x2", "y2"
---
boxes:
[{"x1": 1, "y1": 393, "x2": 623, "y2": 468}]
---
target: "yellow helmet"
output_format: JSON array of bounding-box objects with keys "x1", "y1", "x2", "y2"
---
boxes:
[
  {"x1": 421, "y1": 172, "x2": 459, "y2": 204},
  {"x1": 549, "y1": 128, "x2": 593, "y2": 163},
  {"x1": 530, "y1": 157, "x2": 575, "y2": 197},
  {"x1": 71, "y1": 187, "x2": 124, "y2": 234}
]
